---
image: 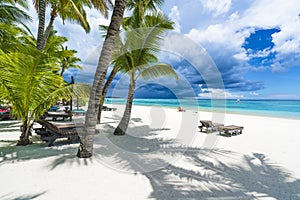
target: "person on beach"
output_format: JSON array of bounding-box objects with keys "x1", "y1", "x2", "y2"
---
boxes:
[{"x1": 177, "y1": 106, "x2": 185, "y2": 112}]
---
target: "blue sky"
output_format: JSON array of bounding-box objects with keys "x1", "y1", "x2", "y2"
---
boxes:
[{"x1": 27, "y1": 0, "x2": 300, "y2": 99}]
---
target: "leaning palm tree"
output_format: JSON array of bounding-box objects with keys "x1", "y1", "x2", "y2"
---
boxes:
[
  {"x1": 95, "y1": 0, "x2": 168, "y2": 123},
  {"x1": 96, "y1": 12, "x2": 174, "y2": 124},
  {"x1": 77, "y1": 0, "x2": 127, "y2": 158},
  {"x1": 0, "y1": 45, "x2": 89, "y2": 145},
  {"x1": 113, "y1": 26, "x2": 178, "y2": 136}
]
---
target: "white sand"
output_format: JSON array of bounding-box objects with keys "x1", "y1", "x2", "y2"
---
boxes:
[{"x1": 0, "y1": 105, "x2": 299, "y2": 199}]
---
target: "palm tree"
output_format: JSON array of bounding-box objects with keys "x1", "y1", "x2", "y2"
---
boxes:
[
  {"x1": 113, "y1": 25, "x2": 178, "y2": 136},
  {"x1": 96, "y1": 64, "x2": 119, "y2": 123},
  {"x1": 96, "y1": 12, "x2": 174, "y2": 124},
  {"x1": 96, "y1": 0, "x2": 168, "y2": 123},
  {"x1": 77, "y1": 0, "x2": 127, "y2": 158},
  {"x1": 0, "y1": 26, "x2": 88, "y2": 145},
  {"x1": 0, "y1": 45, "x2": 88, "y2": 145},
  {"x1": 34, "y1": 0, "x2": 113, "y2": 50},
  {"x1": 124, "y1": 0, "x2": 164, "y2": 28},
  {"x1": 59, "y1": 46, "x2": 82, "y2": 76}
]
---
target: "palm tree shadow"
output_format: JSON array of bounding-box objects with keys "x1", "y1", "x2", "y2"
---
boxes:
[
  {"x1": 91, "y1": 123, "x2": 300, "y2": 199},
  {"x1": 145, "y1": 149, "x2": 300, "y2": 199},
  {"x1": 3, "y1": 121, "x2": 299, "y2": 199},
  {"x1": 0, "y1": 191, "x2": 46, "y2": 200},
  {"x1": 0, "y1": 139, "x2": 80, "y2": 167}
]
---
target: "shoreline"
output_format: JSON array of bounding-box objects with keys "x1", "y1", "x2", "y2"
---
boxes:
[{"x1": 106, "y1": 102, "x2": 300, "y2": 121}]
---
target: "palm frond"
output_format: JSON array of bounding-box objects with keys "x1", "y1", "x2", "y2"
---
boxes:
[
  {"x1": 0, "y1": 45, "x2": 88, "y2": 121},
  {"x1": 138, "y1": 63, "x2": 178, "y2": 81},
  {"x1": 58, "y1": 0, "x2": 90, "y2": 33},
  {"x1": 0, "y1": 3, "x2": 31, "y2": 24}
]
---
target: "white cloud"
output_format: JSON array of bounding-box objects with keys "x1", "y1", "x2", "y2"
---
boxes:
[
  {"x1": 168, "y1": 6, "x2": 181, "y2": 33},
  {"x1": 199, "y1": 0, "x2": 232, "y2": 17},
  {"x1": 270, "y1": 62, "x2": 287, "y2": 73},
  {"x1": 184, "y1": 0, "x2": 300, "y2": 75},
  {"x1": 198, "y1": 88, "x2": 243, "y2": 99}
]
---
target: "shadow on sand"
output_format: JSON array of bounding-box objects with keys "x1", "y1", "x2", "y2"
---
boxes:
[
  {"x1": 92, "y1": 123, "x2": 300, "y2": 200},
  {"x1": 0, "y1": 191, "x2": 46, "y2": 200},
  {"x1": 1, "y1": 119, "x2": 300, "y2": 199}
]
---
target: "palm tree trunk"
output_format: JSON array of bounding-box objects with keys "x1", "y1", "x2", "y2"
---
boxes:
[
  {"x1": 17, "y1": 117, "x2": 32, "y2": 146},
  {"x1": 113, "y1": 72, "x2": 135, "y2": 135},
  {"x1": 36, "y1": 0, "x2": 46, "y2": 51},
  {"x1": 97, "y1": 66, "x2": 118, "y2": 124},
  {"x1": 60, "y1": 65, "x2": 66, "y2": 76},
  {"x1": 77, "y1": 0, "x2": 127, "y2": 158},
  {"x1": 41, "y1": 8, "x2": 57, "y2": 50}
]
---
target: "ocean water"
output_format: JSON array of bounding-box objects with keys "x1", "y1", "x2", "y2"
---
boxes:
[{"x1": 106, "y1": 98, "x2": 300, "y2": 120}]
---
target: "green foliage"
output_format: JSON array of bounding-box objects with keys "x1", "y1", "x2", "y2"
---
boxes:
[
  {"x1": 139, "y1": 63, "x2": 178, "y2": 80},
  {"x1": 0, "y1": 47, "x2": 90, "y2": 123},
  {"x1": 0, "y1": 26, "x2": 88, "y2": 124},
  {"x1": 0, "y1": 1, "x2": 31, "y2": 24},
  {"x1": 112, "y1": 13, "x2": 177, "y2": 81},
  {"x1": 0, "y1": 46, "x2": 63, "y2": 123}
]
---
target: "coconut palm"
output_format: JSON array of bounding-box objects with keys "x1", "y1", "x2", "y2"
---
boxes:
[
  {"x1": 125, "y1": 0, "x2": 164, "y2": 28},
  {"x1": 59, "y1": 46, "x2": 82, "y2": 76},
  {"x1": 34, "y1": 0, "x2": 113, "y2": 50},
  {"x1": 0, "y1": 26, "x2": 88, "y2": 145},
  {"x1": 77, "y1": 0, "x2": 127, "y2": 158},
  {"x1": 96, "y1": 12, "x2": 174, "y2": 124},
  {"x1": 112, "y1": 25, "x2": 178, "y2": 136},
  {"x1": 96, "y1": 0, "x2": 168, "y2": 123},
  {"x1": 96, "y1": 64, "x2": 119, "y2": 123},
  {"x1": 0, "y1": 44, "x2": 89, "y2": 145}
]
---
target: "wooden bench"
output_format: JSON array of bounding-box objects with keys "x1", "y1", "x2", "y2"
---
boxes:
[
  {"x1": 34, "y1": 120, "x2": 83, "y2": 146},
  {"x1": 199, "y1": 120, "x2": 224, "y2": 133},
  {"x1": 219, "y1": 125, "x2": 244, "y2": 136}
]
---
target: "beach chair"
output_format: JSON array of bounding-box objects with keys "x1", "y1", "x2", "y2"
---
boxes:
[
  {"x1": 198, "y1": 120, "x2": 224, "y2": 133},
  {"x1": 102, "y1": 105, "x2": 117, "y2": 111},
  {"x1": 43, "y1": 111, "x2": 72, "y2": 121},
  {"x1": 218, "y1": 125, "x2": 244, "y2": 136},
  {"x1": 34, "y1": 120, "x2": 82, "y2": 146}
]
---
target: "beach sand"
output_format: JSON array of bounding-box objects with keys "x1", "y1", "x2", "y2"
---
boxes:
[{"x1": 0, "y1": 105, "x2": 299, "y2": 199}]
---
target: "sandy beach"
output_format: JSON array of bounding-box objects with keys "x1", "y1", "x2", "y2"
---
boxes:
[{"x1": 0, "y1": 105, "x2": 299, "y2": 199}]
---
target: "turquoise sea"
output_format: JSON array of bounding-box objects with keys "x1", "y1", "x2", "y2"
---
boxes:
[{"x1": 106, "y1": 98, "x2": 300, "y2": 120}]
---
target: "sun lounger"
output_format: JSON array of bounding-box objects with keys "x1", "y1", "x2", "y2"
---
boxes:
[
  {"x1": 218, "y1": 125, "x2": 244, "y2": 136},
  {"x1": 199, "y1": 120, "x2": 224, "y2": 133},
  {"x1": 102, "y1": 105, "x2": 117, "y2": 111},
  {"x1": 44, "y1": 111, "x2": 72, "y2": 121},
  {"x1": 34, "y1": 120, "x2": 83, "y2": 146}
]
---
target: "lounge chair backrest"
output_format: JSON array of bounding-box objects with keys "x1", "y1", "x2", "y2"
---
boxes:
[{"x1": 200, "y1": 120, "x2": 213, "y2": 128}]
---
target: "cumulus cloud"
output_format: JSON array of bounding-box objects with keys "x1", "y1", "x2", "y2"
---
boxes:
[
  {"x1": 198, "y1": 85, "x2": 243, "y2": 99},
  {"x1": 199, "y1": 0, "x2": 232, "y2": 17},
  {"x1": 168, "y1": 6, "x2": 181, "y2": 33},
  {"x1": 24, "y1": 0, "x2": 300, "y2": 99}
]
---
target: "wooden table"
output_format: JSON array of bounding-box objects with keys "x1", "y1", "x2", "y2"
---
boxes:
[{"x1": 219, "y1": 125, "x2": 244, "y2": 136}]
